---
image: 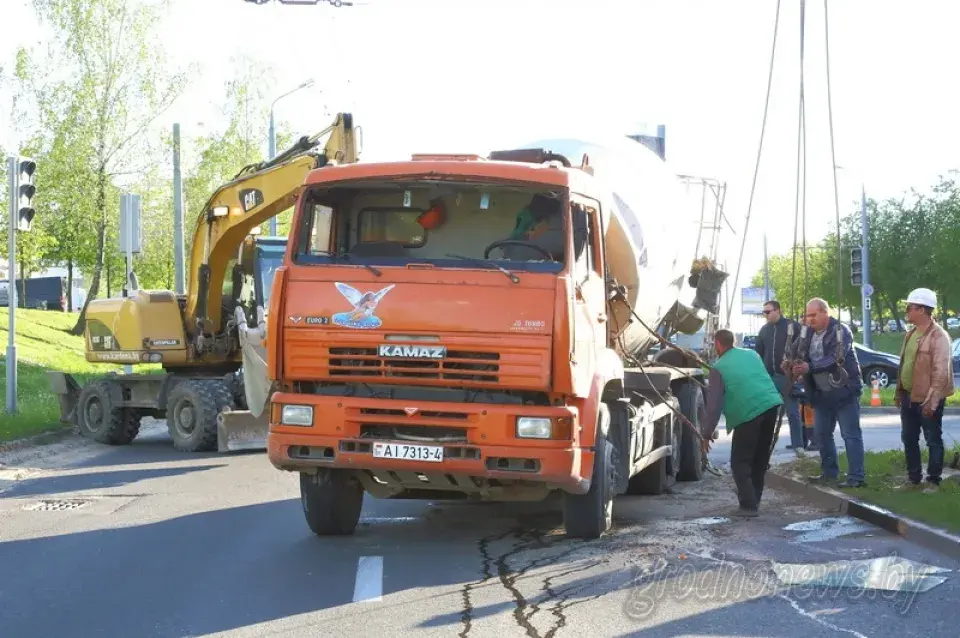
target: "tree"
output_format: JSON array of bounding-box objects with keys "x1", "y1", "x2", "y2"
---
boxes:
[
  {"x1": 17, "y1": 0, "x2": 190, "y2": 334},
  {"x1": 183, "y1": 55, "x2": 295, "y2": 253},
  {"x1": 753, "y1": 175, "x2": 960, "y2": 330}
]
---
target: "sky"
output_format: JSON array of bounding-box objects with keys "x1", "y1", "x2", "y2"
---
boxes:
[{"x1": 3, "y1": 0, "x2": 960, "y2": 332}]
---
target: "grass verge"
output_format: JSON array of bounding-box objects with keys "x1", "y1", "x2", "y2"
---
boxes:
[
  {"x1": 0, "y1": 309, "x2": 158, "y2": 443},
  {"x1": 859, "y1": 387, "x2": 960, "y2": 408},
  {"x1": 780, "y1": 445, "x2": 960, "y2": 534}
]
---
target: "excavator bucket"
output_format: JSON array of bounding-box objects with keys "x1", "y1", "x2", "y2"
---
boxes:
[
  {"x1": 217, "y1": 408, "x2": 269, "y2": 452},
  {"x1": 216, "y1": 306, "x2": 274, "y2": 452}
]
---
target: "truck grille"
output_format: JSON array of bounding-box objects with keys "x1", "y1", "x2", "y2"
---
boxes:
[{"x1": 329, "y1": 347, "x2": 500, "y2": 383}]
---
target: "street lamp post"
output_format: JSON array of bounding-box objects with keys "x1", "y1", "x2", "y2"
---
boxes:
[{"x1": 268, "y1": 78, "x2": 314, "y2": 235}]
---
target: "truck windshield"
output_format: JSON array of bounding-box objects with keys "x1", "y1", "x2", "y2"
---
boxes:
[{"x1": 293, "y1": 182, "x2": 568, "y2": 274}]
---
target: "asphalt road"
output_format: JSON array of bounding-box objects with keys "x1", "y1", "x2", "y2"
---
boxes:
[{"x1": 1, "y1": 418, "x2": 958, "y2": 638}]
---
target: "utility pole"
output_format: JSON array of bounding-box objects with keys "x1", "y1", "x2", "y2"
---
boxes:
[
  {"x1": 6, "y1": 155, "x2": 37, "y2": 414},
  {"x1": 6, "y1": 157, "x2": 19, "y2": 414},
  {"x1": 763, "y1": 233, "x2": 771, "y2": 302},
  {"x1": 860, "y1": 186, "x2": 872, "y2": 349},
  {"x1": 173, "y1": 123, "x2": 185, "y2": 294}
]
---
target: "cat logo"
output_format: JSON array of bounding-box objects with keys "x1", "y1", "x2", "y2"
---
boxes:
[{"x1": 239, "y1": 188, "x2": 264, "y2": 213}]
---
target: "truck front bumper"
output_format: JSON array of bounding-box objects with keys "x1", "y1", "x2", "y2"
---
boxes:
[{"x1": 266, "y1": 392, "x2": 590, "y2": 494}]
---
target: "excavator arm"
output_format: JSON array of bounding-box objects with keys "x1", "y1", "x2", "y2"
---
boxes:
[{"x1": 183, "y1": 112, "x2": 360, "y2": 357}]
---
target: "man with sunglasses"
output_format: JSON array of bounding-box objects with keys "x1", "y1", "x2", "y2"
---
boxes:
[
  {"x1": 788, "y1": 298, "x2": 866, "y2": 488},
  {"x1": 895, "y1": 288, "x2": 954, "y2": 492},
  {"x1": 756, "y1": 300, "x2": 813, "y2": 451}
]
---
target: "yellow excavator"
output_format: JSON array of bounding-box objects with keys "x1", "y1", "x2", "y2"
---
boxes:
[{"x1": 47, "y1": 113, "x2": 361, "y2": 452}]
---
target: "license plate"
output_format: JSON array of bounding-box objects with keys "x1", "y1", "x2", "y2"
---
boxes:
[{"x1": 372, "y1": 442, "x2": 443, "y2": 462}]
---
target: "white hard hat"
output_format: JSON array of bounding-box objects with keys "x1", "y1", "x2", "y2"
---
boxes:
[{"x1": 906, "y1": 287, "x2": 937, "y2": 308}]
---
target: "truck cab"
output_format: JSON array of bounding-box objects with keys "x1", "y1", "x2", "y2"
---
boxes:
[{"x1": 265, "y1": 149, "x2": 713, "y2": 539}]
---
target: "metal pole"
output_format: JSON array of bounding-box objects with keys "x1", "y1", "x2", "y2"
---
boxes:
[
  {"x1": 124, "y1": 195, "x2": 133, "y2": 374},
  {"x1": 861, "y1": 185, "x2": 872, "y2": 349},
  {"x1": 173, "y1": 123, "x2": 185, "y2": 294},
  {"x1": 7, "y1": 156, "x2": 18, "y2": 413},
  {"x1": 763, "y1": 233, "x2": 771, "y2": 302},
  {"x1": 268, "y1": 110, "x2": 277, "y2": 236}
]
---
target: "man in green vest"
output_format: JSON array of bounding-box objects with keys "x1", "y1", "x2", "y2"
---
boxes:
[{"x1": 702, "y1": 329, "x2": 785, "y2": 517}]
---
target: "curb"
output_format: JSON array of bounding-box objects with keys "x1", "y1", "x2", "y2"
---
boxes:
[
  {"x1": 860, "y1": 406, "x2": 960, "y2": 415},
  {"x1": 765, "y1": 470, "x2": 960, "y2": 562},
  {"x1": 0, "y1": 426, "x2": 75, "y2": 455}
]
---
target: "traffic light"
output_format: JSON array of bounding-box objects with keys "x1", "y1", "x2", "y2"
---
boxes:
[
  {"x1": 850, "y1": 246, "x2": 863, "y2": 286},
  {"x1": 15, "y1": 157, "x2": 37, "y2": 232}
]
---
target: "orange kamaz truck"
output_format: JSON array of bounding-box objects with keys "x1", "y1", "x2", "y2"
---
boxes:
[{"x1": 256, "y1": 135, "x2": 727, "y2": 539}]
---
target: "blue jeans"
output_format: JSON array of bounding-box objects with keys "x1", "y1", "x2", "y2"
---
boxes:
[
  {"x1": 899, "y1": 390, "x2": 945, "y2": 484},
  {"x1": 813, "y1": 394, "x2": 865, "y2": 482},
  {"x1": 773, "y1": 375, "x2": 805, "y2": 448}
]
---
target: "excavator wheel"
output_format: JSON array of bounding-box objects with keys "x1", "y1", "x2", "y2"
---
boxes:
[
  {"x1": 77, "y1": 380, "x2": 141, "y2": 446},
  {"x1": 165, "y1": 379, "x2": 232, "y2": 452},
  {"x1": 299, "y1": 469, "x2": 365, "y2": 536},
  {"x1": 563, "y1": 403, "x2": 615, "y2": 539}
]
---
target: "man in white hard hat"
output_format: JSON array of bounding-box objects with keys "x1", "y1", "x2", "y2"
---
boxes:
[{"x1": 895, "y1": 287, "x2": 954, "y2": 491}]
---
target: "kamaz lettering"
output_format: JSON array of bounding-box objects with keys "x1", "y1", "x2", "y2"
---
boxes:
[{"x1": 377, "y1": 344, "x2": 446, "y2": 359}]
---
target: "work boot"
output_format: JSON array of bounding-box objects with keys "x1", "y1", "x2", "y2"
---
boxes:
[{"x1": 807, "y1": 474, "x2": 838, "y2": 486}]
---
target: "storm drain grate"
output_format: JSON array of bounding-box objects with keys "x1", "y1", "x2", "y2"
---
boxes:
[{"x1": 24, "y1": 498, "x2": 93, "y2": 512}]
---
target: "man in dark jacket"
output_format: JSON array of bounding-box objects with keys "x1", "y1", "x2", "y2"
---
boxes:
[
  {"x1": 788, "y1": 298, "x2": 866, "y2": 488},
  {"x1": 755, "y1": 300, "x2": 813, "y2": 451}
]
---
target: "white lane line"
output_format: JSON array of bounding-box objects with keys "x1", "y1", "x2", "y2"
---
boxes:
[{"x1": 353, "y1": 556, "x2": 383, "y2": 602}]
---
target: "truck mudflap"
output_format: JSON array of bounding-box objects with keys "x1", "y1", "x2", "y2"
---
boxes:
[
  {"x1": 47, "y1": 371, "x2": 81, "y2": 426},
  {"x1": 216, "y1": 408, "x2": 269, "y2": 453}
]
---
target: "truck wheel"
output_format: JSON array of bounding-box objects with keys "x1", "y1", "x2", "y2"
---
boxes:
[
  {"x1": 676, "y1": 382, "x2": 706, "y2": 482},
  {"x1": 300, "y1": 469, "x2": 364, "y2": 536},
  {"x1": 563, "y1": 403, "x2": 615, "y2": 539},
  {"x1": 77, "y1": 380, "x2": 141, "y2": 445},
  {"x1": 626, "y1": 416, "x2": 676, "y2": 495},
  {"x1": 627, "y1": 454, "x2": 668, "y2": 495},
  {"x1": 165, "y1": 380, "x2": 223, "y2": 452}
]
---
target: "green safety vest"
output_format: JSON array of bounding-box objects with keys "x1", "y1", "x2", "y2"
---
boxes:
[{"x1": 712, "y1": 347, "x2": 784, "y2": 431}]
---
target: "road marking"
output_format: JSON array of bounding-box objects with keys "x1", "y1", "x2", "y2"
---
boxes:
[{"x1": 353, "y1": 556, "x2": 383, "y2": 602}]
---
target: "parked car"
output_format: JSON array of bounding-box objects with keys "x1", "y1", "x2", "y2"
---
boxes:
[
  {"x1": 741, "y1": 334, "x2": 757, "y2": 349},
  {"x1": 952, "y1": 338, "x2": 960, "y2": 375},
  {"x1": 854, "y1": 342, "x2": 900, "y2": 389}
]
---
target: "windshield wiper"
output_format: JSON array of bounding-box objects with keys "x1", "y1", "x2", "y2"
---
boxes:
[
  {"x1": 445, "y1": 253, "x2": 519, "y2": 283},
  {"x1": 314, "y1": 251, "x2": 381, "y2": 277}
]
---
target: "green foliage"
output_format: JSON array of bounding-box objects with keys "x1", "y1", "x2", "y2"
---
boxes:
[
  {"x1": 14, "y1": 0, "x2": 191, "y2": 333},
  {"x1": 754, "y1": 172, "x2": 960, "y2": 325}
]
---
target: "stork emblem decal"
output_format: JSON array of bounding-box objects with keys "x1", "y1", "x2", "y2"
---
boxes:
[{"x1": 332, "y1": 282, "x2": 395, "y2": 329}]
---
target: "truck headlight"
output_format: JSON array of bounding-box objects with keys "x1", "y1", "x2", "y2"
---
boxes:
[
  {"x1": 516, "y1": 416, "x2": 552, "y2": 439},
  {"x1": 281, "y1": 405, "x2": 313, "y2": 426}
]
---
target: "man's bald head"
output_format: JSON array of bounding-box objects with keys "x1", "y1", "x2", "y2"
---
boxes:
[{"x1": 806, "y1": 297, "x2": 831, "y2": 331}]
